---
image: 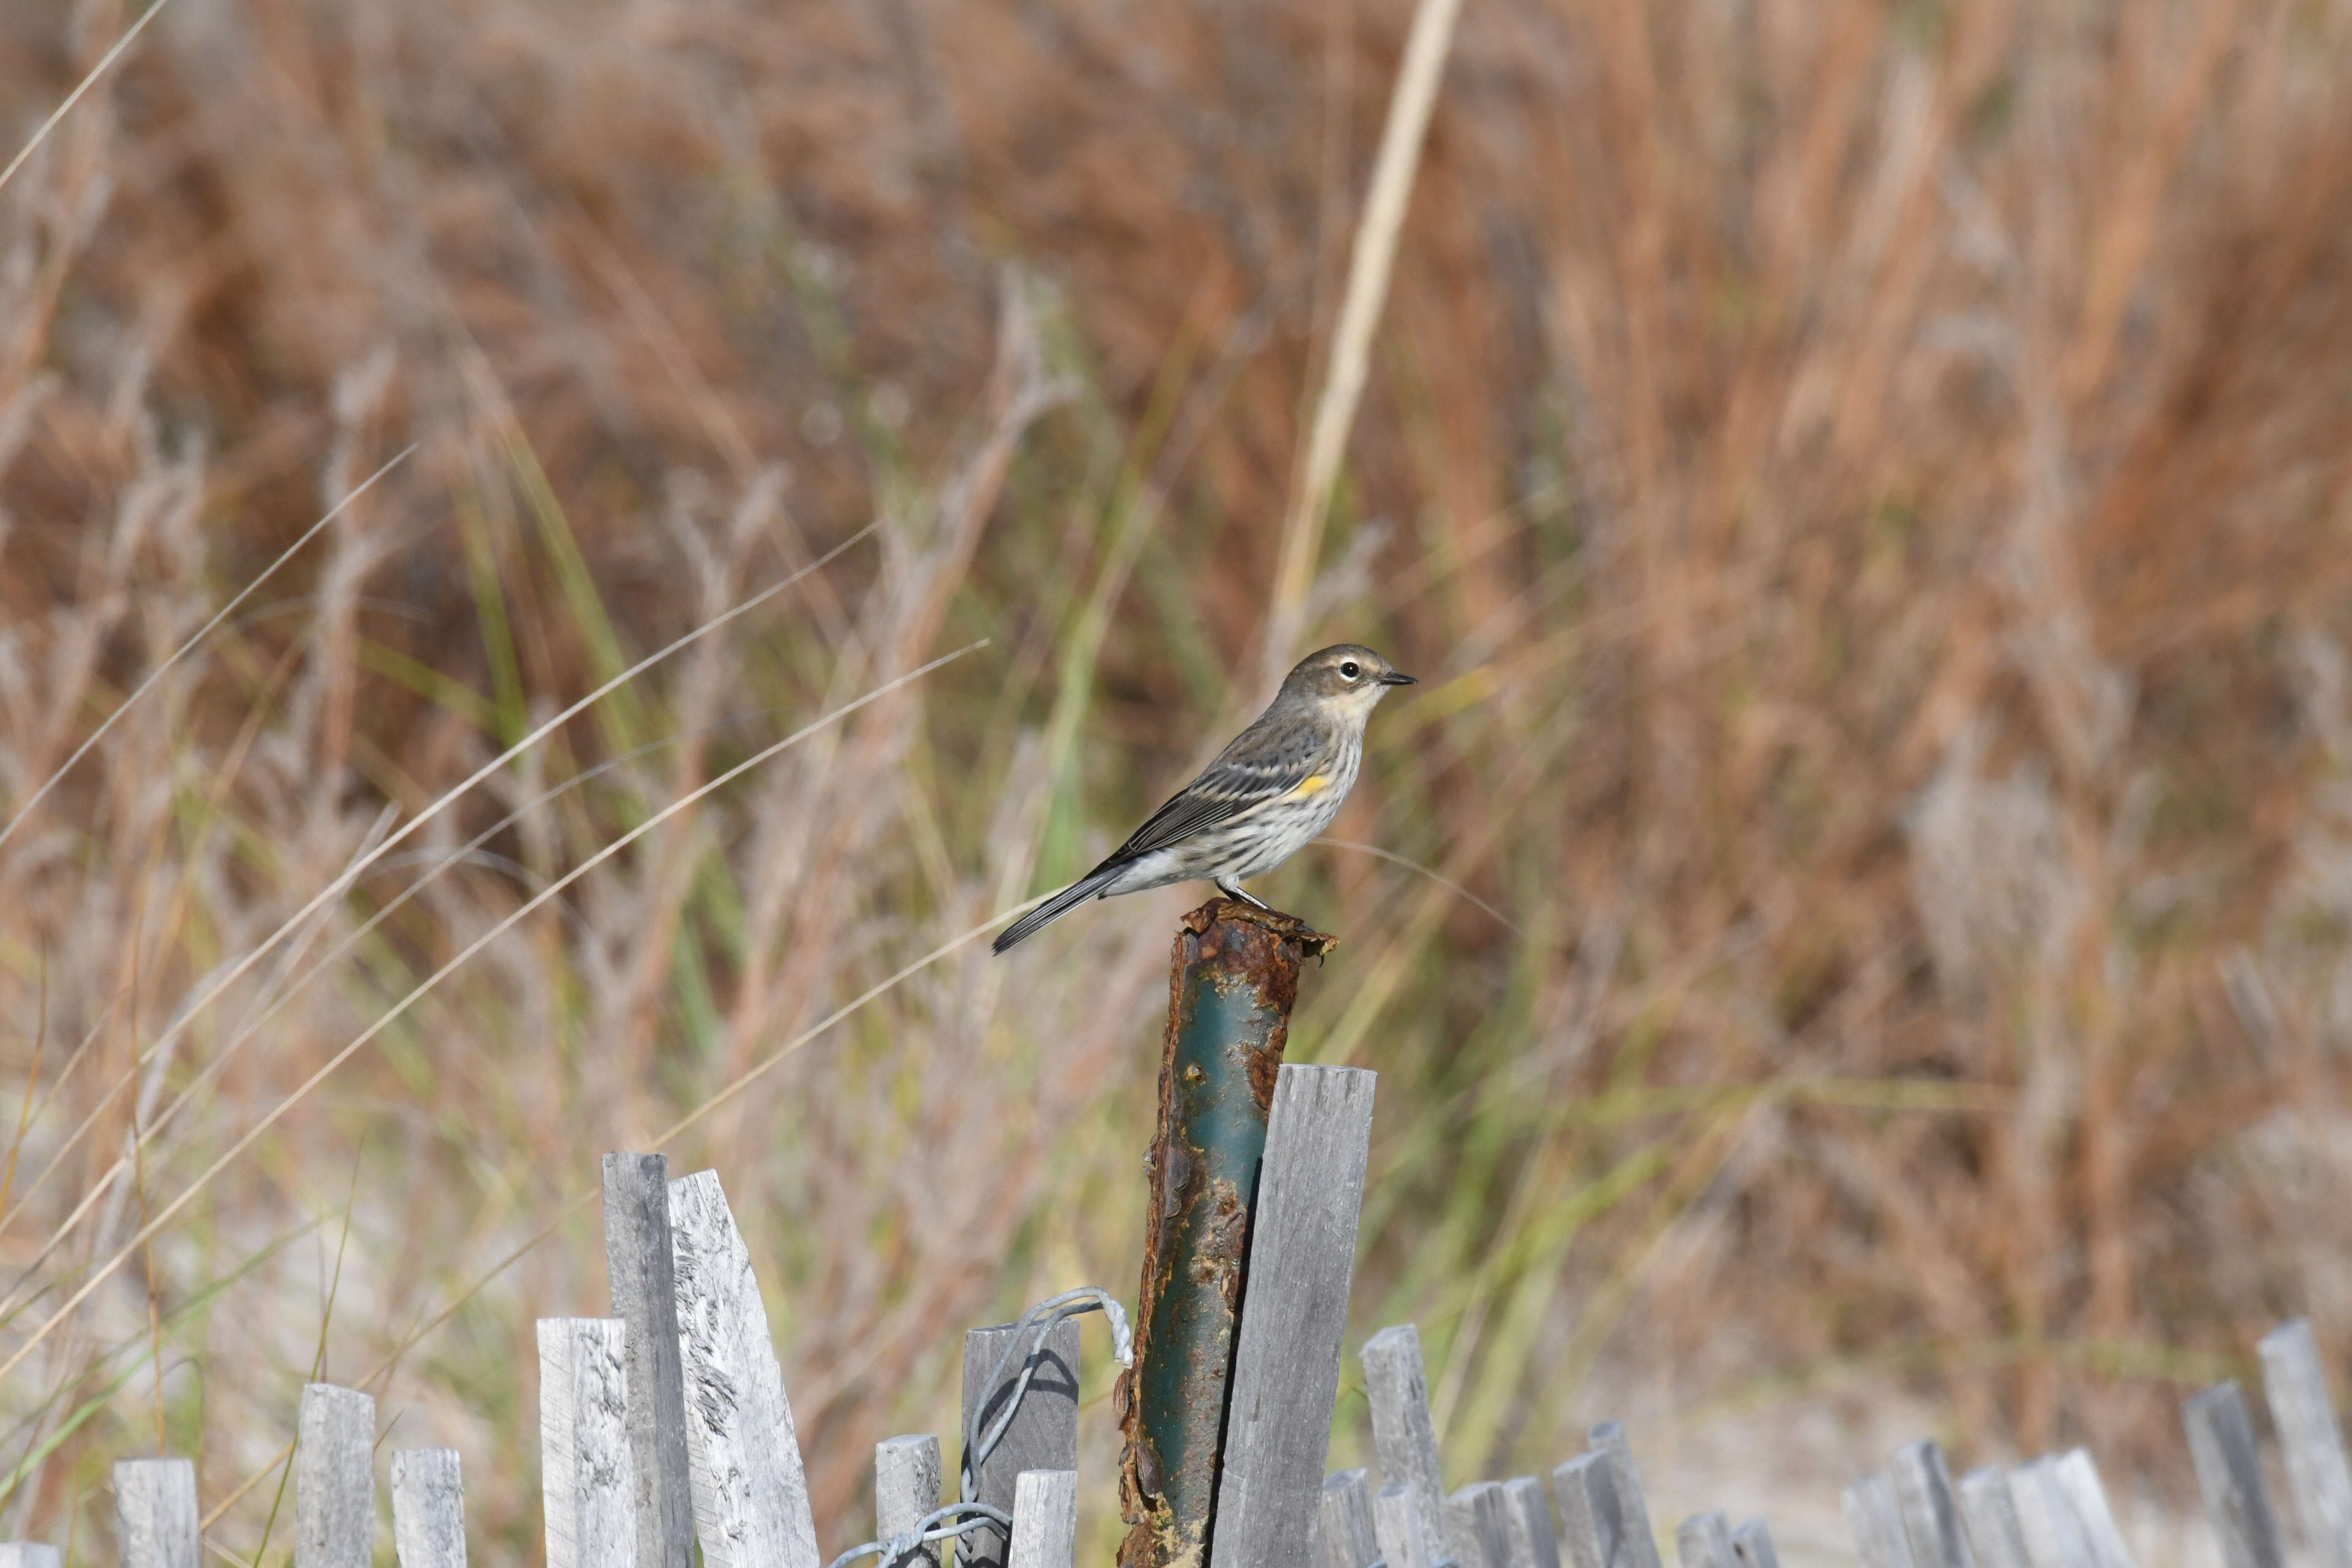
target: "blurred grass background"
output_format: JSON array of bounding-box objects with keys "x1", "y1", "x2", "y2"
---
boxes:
[{"x1": 4, "y1": 0, "x2": 2352, "y2": 1560}]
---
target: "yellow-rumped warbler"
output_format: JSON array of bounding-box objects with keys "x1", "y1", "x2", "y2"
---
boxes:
[{"x1": 992, "y1": 644, "x2": 1415, "y2": 953}]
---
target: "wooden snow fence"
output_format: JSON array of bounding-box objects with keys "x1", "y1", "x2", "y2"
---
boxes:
[
  {"x1": 1808, "y1": 1318, "x2": 2352, "y2": 1568},
  {"x1": 1325, "y1": 1314, "x2": 2352, "y2": 1568},
  {"x1": 21, "y1": 1064, "x2": 2352, "y2": 1568},
  {"x1": 33, "y1": 1060, "x2": 1378, "y2": 1568}
]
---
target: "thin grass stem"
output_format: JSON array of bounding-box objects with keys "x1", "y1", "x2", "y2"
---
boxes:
[{"x1": 0, "y1": 642, "x2": 979, "y2": 1389}]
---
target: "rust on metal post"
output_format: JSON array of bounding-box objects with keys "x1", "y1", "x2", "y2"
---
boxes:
[{"x1": 1116, "y1": 899, "x2": 1335, "y2": 1568}]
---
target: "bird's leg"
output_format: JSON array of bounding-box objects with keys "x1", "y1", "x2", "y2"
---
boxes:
[{"x1": 1215, "y1": 877, "x2": 1272, "y2": 910}]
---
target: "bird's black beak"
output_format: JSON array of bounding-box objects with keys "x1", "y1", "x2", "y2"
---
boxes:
[{"x1": 1379, "y1": 672, "x2": 1417, "y2": 686}]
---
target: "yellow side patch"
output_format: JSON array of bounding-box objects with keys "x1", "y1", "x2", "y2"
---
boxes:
[{"x1": 1290, "y1": 774, "x2": 1333, "y2": 798}]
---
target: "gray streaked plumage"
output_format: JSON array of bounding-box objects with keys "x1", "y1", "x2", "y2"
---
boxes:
[{"x1": 993, "y1": 644, "x2": 1414, "y2": 953}]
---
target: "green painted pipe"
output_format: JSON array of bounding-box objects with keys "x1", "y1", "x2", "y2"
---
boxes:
[{"x1": 1116, "y1": 900, "x2": 1334, "y2": 1568}]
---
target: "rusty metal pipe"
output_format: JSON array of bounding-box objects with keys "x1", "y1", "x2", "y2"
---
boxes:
[{"x1": 1116, "y1": 899, "x2": 1334, "y2": 1568}]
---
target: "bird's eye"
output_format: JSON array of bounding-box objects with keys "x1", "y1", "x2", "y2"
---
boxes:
[{"x1": 1340, "y1": 661, "x2": 1361, "y2": 680}]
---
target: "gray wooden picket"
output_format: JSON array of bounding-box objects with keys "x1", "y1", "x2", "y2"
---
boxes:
[
  {"x1": 2183, "y1": 1383, "x2": 2285, "y2": 1568},
  {"x1": 1376, "y1": 1481, "x2": 1431, "y2": 1568},
  {"x1": 876, "y1": 1434, "x2": 944, "y2": 1568},
  {"x1": 0, "y1": 1546, "x2": 60, "y2": 1568},
  {"x1": 113, "y1": 1458, "x2": 200, "y2": 1568},
  {"x1": 604, "y1": 1153, "x2": 695, "y2": 1568},
  {"x1": 296, "y1": 1383, "x2": 375, "y2": 1568},
  {"x1": 1955, "y1": 1466, "x2": 2031, "y2": 1568},
  {"x1": 1728, "y1": 1519, "x2": 1780, "y2": 1568},
  {"x1": 1315, "y1": 1470, "x2": 1380, "y2": 1568},
  {"x1": 1363, "y1": 1324, "x2": 1448, "y2": 1568},
  {"x1": 1211, "y1": 1065, "x2": 1377, "y2": 1568},
  {"x1": 1500, "y1": 1475, "x2": 1561, "y2": 1568},
  {"x1": 2259, "y1": 1318, "x2": 2352, "y2": 1568},
  {"x1": 667, "y1": 1171, "x2": 822, "y2": 1568},
  {"x1": 1673, "y1": 1511, "x2": 1735, "y2": 1568},
  {"x1": 1550, "y1": 1449, "x2": 1618, "y2": 1568},
  {"x1": 2008, "y1": 1456, "x2": 2095, "y2": 1568},
  {"x1": 960, "y1": 1318, "x2": 1079, "y2": 1568},
  {"x1": 1447, "y1": 1480, "x2": 1512, "y2": 1568},
  {"x1": 1005, "y1": 1470, "x2": 1077, "y2": 1568},
  {"x1": 2050, "y1": 1450, "x2": 2134, "y2": 1568},
  {"x1": 538, "y1": 1317, "x2": 637, "y2": 1568},
  {"x1": 1888, "y1": 1440, "x2": 1970, "y2": 1568},
  {"x1": 390, "y1": 1448, "x2": 468, "y2": 1568},
  {"x1": 1588, "y1": 1424, "x2": 1665, "y2": 1568},
  {"x1": 1844, "y1": 1473, "x2": 1918, "y2": 1568}
]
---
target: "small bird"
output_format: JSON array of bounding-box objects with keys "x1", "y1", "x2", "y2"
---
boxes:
[{"x1": 993, "y1": 644, "x2": 1415, "y2": 953}]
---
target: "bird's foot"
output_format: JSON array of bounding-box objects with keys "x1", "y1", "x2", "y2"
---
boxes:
[
  {"x1": 1214, "y1": 878, "x2": 1273, "y2": 911},
  {"x1": 1182, "y1": 892, "x2": 1337, "y2": 961}
]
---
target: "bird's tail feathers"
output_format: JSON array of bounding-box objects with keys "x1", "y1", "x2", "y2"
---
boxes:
[{"x1": 991, "y1": 863, "x2": 1123, "y2": 953}]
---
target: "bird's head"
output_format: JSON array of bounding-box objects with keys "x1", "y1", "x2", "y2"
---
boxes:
[{"x1": 1282, "y1": 644, "x2": 1416, "y2": 716}]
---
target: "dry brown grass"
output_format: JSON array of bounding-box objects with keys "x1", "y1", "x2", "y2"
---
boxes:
[{"x1": 5, "y1": 0, "x2": 2352, "y2": 1560}]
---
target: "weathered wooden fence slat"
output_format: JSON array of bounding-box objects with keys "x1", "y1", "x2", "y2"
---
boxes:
[
  {"x1": 961, "y1": 1318, "x2": 1080, "y2": 1568},
  {"x1": 1315, "y1": 1470, "x2": 1380, "y2": 1568},
  {"x1": 296, "y1": 1383, "x2": 376, "y2": 1568},
  {"x1": 113, "y1": 1458, "x2": 200, "y2": 1568},
  {"x1": 2007, "y1": 1456, "x2": 2095, "y2": 1568},
  {"x1": 1375, "y1": 1481, "x2": 1430, "y2": 1568},
  {"x1": 2050, "y1": 1449, "x2": 2135, "y2": 1568},
  {"x1": 2183, "y1": 1381, "x2": 2286, "y2": 1568},
  {"x1": 2259, "y1": 1318, "x2": 2352, "y2": 1568},
  {"x1": 1888, "y1": 1440, "x2": 1970, "y2": 1568},
  {"x1": 1955, "y1": 1466, "x2": 2031, "y2": 1568},
  {"x1": 1729, "y1": 1519, "x2": 1779, "y2": 1568},
  {"x1": 1210, "y1": 1064, "x2": 1377, "y2": 1568},
  {"x1": 1006, "y1": 1470, "x2": 1078, "y2": 1568},
  {"x1": 539, "y1": 1317, "x2": 637, "y2": 1568},
  {"x1": 1588, "y1": 1424, "x2": 1665, "y2": 1568},
  {"x1": 1363, "y1": 1324, "x2": 1448, "y2": 1568},
  {"x1": 1551, "y1": 1448, "x2": 1628, "y2": 1568},
  {"x1": 1673, "y1": 1510, "x2": 1735, "y2": 1568},
  {"x1": 1549, "y1": 1452, "x2": 1604, "y2": 1568},
  {"x1": 1500, "y1": 1475, "x2": 1561, "y2": 1568},
  {"x1": 1844, "y1": 1473, "x2": 1919, "y2": 1568},
  {"x1": 0, "y1": 1545, "x2": 60, "y2": 1568},
  {"x1": 876, "y1": 1434, "x2": 944, "y2": 1568},
  {"x1": 667, "y1": 1170, "x2": 822, "y2": 1568},
  {"x1": 604, "y1": 1152, "x2": 694, "y2": 1568},
  {"x1": 390, "y1": 1448, "x2": 467, "y2": 1568},
  {"x1": 1447, "y1": 1480, "x2": 1512, "y2": 1568}
]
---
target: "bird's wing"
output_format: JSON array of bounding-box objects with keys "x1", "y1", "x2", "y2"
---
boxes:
[{"x1": 1108, "y1": 734, "x2": 1324, "y2": 863}]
